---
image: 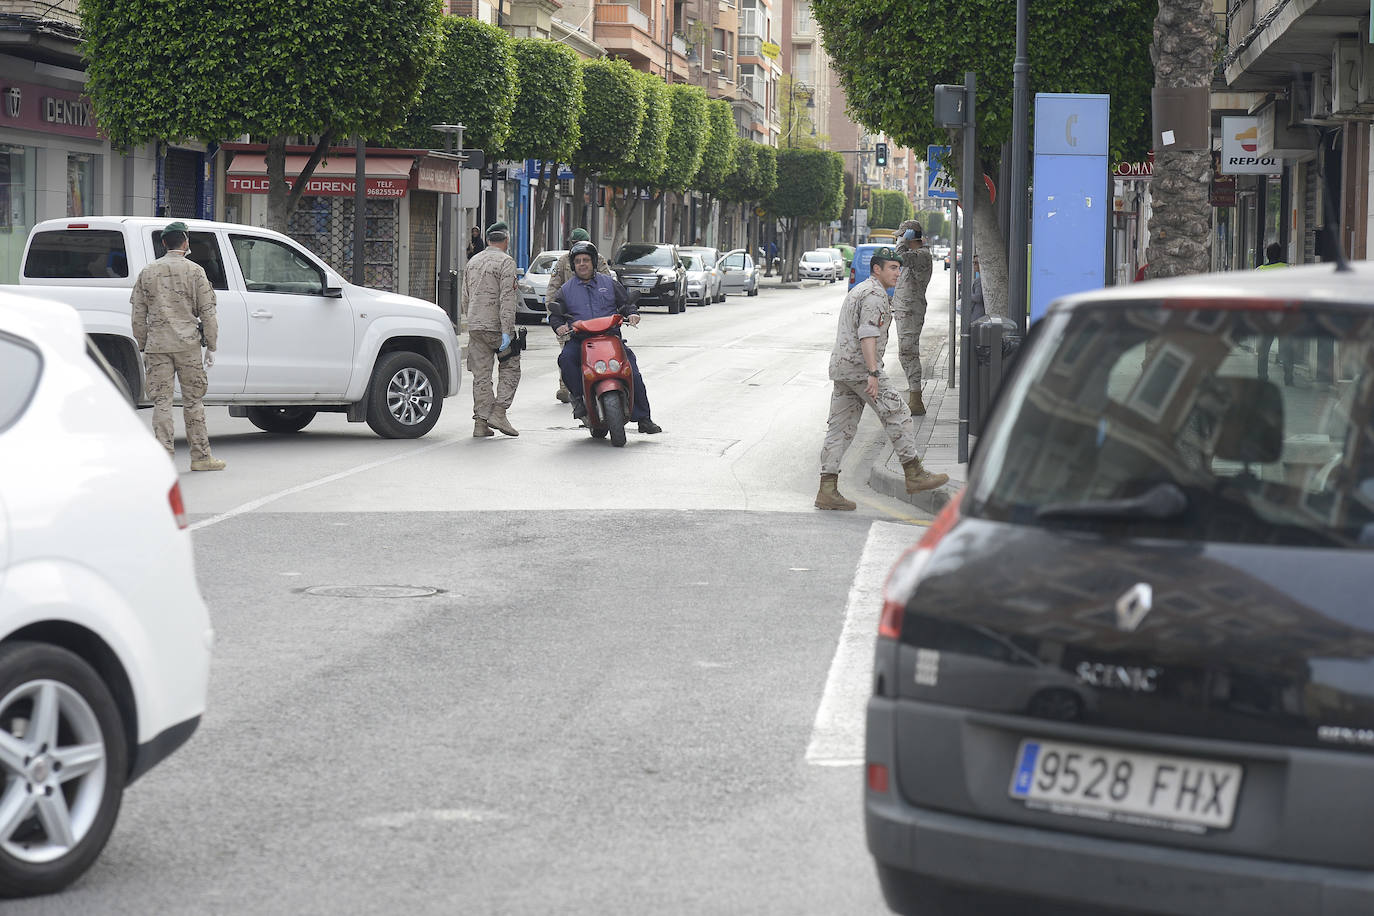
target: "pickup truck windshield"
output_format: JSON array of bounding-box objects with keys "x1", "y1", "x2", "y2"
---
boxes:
[
  {"x1": 24, "y1": 230, "x2": 128, "y2": 279},
  {"x1": 970, "y1": 303, "x2": 1374, "y2": 549},
  {"x1": 616, "y1": 245, "x2": 674, "y2": 267}
]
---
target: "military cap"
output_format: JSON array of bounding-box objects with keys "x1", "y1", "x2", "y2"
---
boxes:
[
  {"x1": 161, "y1": 221, "x2": 189, "y2": 238},
  {"x1": 486, "y1": 221, "x2": 509, "y2": 241},
  {"x1": 570, "y1": 228, "x2": 590, "y2": 242},
  {"x1": 869, "y1": 246, "x2": 901, "y2": 267}
]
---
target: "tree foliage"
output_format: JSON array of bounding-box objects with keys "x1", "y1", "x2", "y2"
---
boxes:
[
  {"x1": 693, "y1": 100, "x2": 738, "y2": 198},
  {"x1": 657, "y1": 83, "x2": 710, "y2": 192},
  {"x1": 767, "y1": 148, "x2": 837, "y2": 219},
  {"x1": 503, "y1": 37, "x2": 584, "y2": 164},
  {"x1": 574, "y1": 57, "x2": 645, "y2": 175},
  {"x1": 809, "y1": 0, "x2": 1154, "y2": 165},
  {"x1": 603, "y1": 71, "x2": 670, "y2": 188},
  {"x1": 870, "y1": 188, "x2": 912, "y2": 228},
  {"x1": 393, "y1": 16, "x2": 516, "y2": 154}
]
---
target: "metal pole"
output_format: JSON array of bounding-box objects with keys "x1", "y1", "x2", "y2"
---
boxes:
[
  {"x1": 957, "y1": 72, "x2": 976, "y2": 465},
  {"x1": 947, "y1": 200, "x2": 957, "y2": 388},
  {"x1": 1008, "y1": 0, "x2": 1029, "y2": 335},
  {"x1": 453, "y1": 125, "x2": 466, "y2": 322},
  {"x1": 353, "y1": 136, "x2": 366, "y2": 285},
  {"x1": 438, "y1": 130, "x2": 454, "y2": 322}
]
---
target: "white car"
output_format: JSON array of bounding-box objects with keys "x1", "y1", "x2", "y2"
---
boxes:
[
  {"x1": 799, "y1": 249, "x2": 839, "y2": 282},
  {"x1": 679, "y1": 252, "x2": 716, "y2": 306},
  {"x1": 0, "y1": 292, "x2": 211, "y2": 897},
  {"x1": 717, "y1": 249, "x2": 759, "y2": 296},
  {"x1": 517, "y1": 250, "x2": 566, "y2": 321},
  {"x1": 821, "y1": 247, "x2": 847, "y2": 278},
  {"x1": 678, "y1": 246, "x2": 723, "y2": 303}
]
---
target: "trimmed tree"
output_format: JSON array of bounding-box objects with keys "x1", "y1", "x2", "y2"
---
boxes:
[
  {"x1": 603, "y1": 71, "x2": 671, "y2": 254},
  {"x1": 810, "y1": 0, "x2": 1155, "y2": 314},
  {"x1": 691, "y1": 99, "x2": 739, "y2": 248},
  {"x1": 654, "y1": 84, "x2": 710, "y2": 243},
  {"x1": 720, "y1": 141, "x2": 777, "y2": 256},
  {"x1": 503, "y1": 37, "x2": 584, "y2": 259},
  {"x1": 393, "y1": 17, "x2": 517, "y2": 156},
  {"x1": 80, "y1": 0, "x2": 443, "y2": 232},
  {"x1": 767, "y1": 148, "x2": 837, "y2": 281},
  {"x1": 571, "y1": 58, "x2": 645, "y2": 243}
]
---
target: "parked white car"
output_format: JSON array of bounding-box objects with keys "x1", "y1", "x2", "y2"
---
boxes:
[
  {"x1": 0, "y1": 292, "x2": 211, "y2": 897},
  {"x1": 517, "y1": 249, "x2": 566, "y2": 321},
  {"x1": 2, "y1": 217, "x2": 461, "y2": 438},
  {"x1": 799, "y1": 249, "x2": 839, "y2": 282},
  {"x1": 678, "y1": 246, "x2": 723, "y2": 303},
  {"x1": 718, "y1": 249, "x2": 759, "y2": 296}
]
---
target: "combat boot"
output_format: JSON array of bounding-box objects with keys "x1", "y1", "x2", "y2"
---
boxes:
[
  {"x1": 902, "y1": 458, "x2": 948, "y2": 494},
  {"x1": 908, "y1": 388, "x2": 927, "y2": 417},
  {"x1": 474, "y1": 419, "x2": 494, "y2": 437},
  {"x1": 190, "y1": 456, "x2": 226, "y2": 472},
  {"x1": 556, "y1": 380, "x2": 571, "y2": 403},
  {"x1": 486, "y1": 407, "x2": 519, "y2": 437},
  {"x1": 814, "y1": 473, "x2": 857, "y2": 511}
]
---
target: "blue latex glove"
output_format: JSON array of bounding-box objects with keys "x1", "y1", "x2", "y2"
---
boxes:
[
  {"x1": 902, "y1": 229, "x2": 916, "y2": 240},
  {"x1": 500, "y1": 332, "x2": 511, "y2": 350}
]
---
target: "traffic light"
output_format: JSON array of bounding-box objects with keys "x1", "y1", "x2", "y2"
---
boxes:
[{"x1": 875, "y1": 142, "x2": 889, "y2": 168}]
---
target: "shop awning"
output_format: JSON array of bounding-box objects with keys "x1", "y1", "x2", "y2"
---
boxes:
[{"x1": 226, "y1": 152, "x2": 418, "y2": 199}]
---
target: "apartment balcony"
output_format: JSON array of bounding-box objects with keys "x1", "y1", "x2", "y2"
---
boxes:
[
  {"x1": 0, "y1": 0, "x2": 80, "y2": 26},
  {"x1": 1222, "y1": 0, "x2": 1364, "y2": 91},
  {"x1": 594, "y1": 2, "x2": 663, "y2": 71}
]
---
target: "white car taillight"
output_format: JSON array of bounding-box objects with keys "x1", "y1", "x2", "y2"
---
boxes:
[
  {"x1": 169, "y1": 482, "x2": 188, "y2": 529},
  {"x1": 878, "y1": 490, "x2": 964, "y2": 639}
]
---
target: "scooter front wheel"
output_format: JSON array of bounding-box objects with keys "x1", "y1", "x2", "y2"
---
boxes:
[
  {"x1": 600, "y1": 390, "x2": 627, "y2": 447},
  {"x1": 590, "y1": 427, "x2": 609, "y2": 439}
]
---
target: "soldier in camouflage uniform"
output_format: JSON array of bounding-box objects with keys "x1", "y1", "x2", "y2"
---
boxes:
[
  {"x1": 546, "y1": 228, "x2": 608, "y2": 403},
  {"x1": 892, "y1": 218, "x2": 934, "y2": 416},
  {"x1": 815, "y1": 246, "x2": 948, "y2": 510},
  {"x1": 130, "y1": 221, "x2": 225, "y2": 471},
  {"x1": 463, "y1": 221, "x2": 521, "y2": 437}
]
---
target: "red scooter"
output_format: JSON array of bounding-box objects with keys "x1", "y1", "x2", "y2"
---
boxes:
[{"x1": 572, "y1": 313, "x2": 635, "y2": 447}]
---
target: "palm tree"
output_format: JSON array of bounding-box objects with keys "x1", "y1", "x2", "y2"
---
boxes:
[{"x1": 1143, "y1": 0, "x2": 1217, "y2": 279}]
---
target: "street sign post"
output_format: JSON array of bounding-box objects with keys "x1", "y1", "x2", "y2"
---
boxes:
[{"x1": 926, "y1": 145, "x2": 958, "y2": 199}]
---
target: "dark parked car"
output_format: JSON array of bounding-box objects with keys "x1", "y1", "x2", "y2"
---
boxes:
[
  {"x1": 612, "y1": 243, "x2": 686, "y2": 314},
  {"x1": 866, "y1": 263, "x2": 1374, "y2": 915}
]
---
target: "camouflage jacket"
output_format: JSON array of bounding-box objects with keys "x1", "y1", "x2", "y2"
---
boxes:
[
  {"x1": 463, "y1": 246, "x2": 518, "y2": 335},
  {"x1": 892, "y1": 244, "x2": 932, "y2": 314},
  {"x1": 829, "y1": 276, "x2": 892, "y2": 382},
  {"x1": 545, "y1": 252, "x2": 610, "y2": 311},
  {"x1": 130, "y1": 250, "x2": 218, "y2": 354}
]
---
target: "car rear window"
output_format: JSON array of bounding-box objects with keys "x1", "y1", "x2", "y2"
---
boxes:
[
  {"x1": 0, "y1": 333, "x2": 41, "y2": 433},
  {"x1": 616, "y1": 245, "x2": 674, "y2": 267},
  {"x1": 969, "y1": 302, "x2": 1374, "y2": 549},
  {"x1": 23, "y1": 229, "x2": 129, "y2": 279}
]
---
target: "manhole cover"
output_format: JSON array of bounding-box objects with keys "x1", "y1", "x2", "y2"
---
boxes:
[{"x1": 304, "y1": 585, "x2": 439, "y2": 599}]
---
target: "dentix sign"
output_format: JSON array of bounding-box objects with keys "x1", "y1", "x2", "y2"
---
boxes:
[{"x1": 1219, "y1": 116, "x2": 1280, "y2": 175}]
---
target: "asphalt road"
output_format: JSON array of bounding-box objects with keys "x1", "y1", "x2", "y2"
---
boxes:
[{"x1": 12, "y1": 278, "x2": 945, "y2": 915}]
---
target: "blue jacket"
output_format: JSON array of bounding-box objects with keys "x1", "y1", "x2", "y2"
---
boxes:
[{"x1": 551, "y1": 272, "x2": 635, "y2": 330}]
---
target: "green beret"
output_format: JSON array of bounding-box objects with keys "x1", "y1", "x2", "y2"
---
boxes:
[
  {"x1": 570, "y1": 228, "x2": 590, "y2": 242},
  {"x1": 486, "y1": 221, "x2": 509, "y2": 240},
  {"x1": 162, "y1": 221, "x2": 189, "y2": 237}
]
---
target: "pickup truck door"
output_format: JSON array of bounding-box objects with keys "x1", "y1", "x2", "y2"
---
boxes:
[
  {"x1": 227, "y1": 234, "x2": 354, "y2": 398},
  {"x1": 149, "y1": 229, "x2": 248, "y2": 396}
]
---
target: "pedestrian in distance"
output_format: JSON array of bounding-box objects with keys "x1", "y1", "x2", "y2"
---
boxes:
[
  {"x1": 544, "y1": 228, "x2": 609, "y2": 404},
  {"x1": 463, "y1": 221, "x2": 521, "y2": 437},
  {"x1": 815, "y1": 246, "x2": 949, "y2": 510},
  {"x1": 893, "y1": 219, "x2": 933, "y2": 416},
  {"x1": 466, "y1": 225, "x2": 486, "y2": 260},
  {"x1": 130, "y1": 221, "x2": 225, "y2": 471},
  {"x1": 1255, "y1": 242, "x2": 1292, "y2": 386}
]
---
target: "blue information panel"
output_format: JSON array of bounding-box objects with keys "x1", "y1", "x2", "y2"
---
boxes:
[
  {"x1": 1030, "y1": 94, "x2": 1109, "y2": 323},
  {"x1": 926, "y1": 145, "x2": 958, "y2": 200}
]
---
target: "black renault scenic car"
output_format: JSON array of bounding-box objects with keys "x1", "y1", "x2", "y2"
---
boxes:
[{"x1": 866, "y1": 263, "x2": 1374, "y2": 915}]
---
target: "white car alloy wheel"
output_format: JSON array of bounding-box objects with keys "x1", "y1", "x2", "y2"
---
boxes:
[
  {"x1": 386, "y1": 366, "x2": 435, "y2": 427},
  {"x1": 0, "y1": 679, "x2": 107, "y2": 865}
]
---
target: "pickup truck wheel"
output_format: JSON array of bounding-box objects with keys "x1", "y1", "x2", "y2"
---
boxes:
[
  {"x1": 0, "y1": 642, "x2": 128, "y2": 899},
  {"x1": 246, "y1": 407, "x2": 317, "y2": 434},
  {"x1": 365, "y1": 351, "x2": 442, "y2": 439}
]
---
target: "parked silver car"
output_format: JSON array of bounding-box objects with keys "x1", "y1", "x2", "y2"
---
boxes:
[
  {"x1": 679, "y1": 252, "x2": 716, "y2": 306},
  {"x1": 718, "y1": 248, "x2": 759, "y2": 297},
  {"x1": 516, "y1": 249, "x2": 566, "y2": 321},
  {"x1": 679, "y1": 246, "x2": 723, "y2": 302}
]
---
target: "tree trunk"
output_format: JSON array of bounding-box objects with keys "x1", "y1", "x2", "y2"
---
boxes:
[
  {"x1": 529, "y1": 161, "x2": 561, "y2": 260},
  {"x1": 611, "y1": 187, "x2": 639, "y2": 255},
  {"x1": 572, "y1": 172, "x2": 587, "y2": 236},
  {"x1": 1144, "y1": 0, "x2": 1216, "y2": 279},
  {"x1": 264, "y1": 130, "x2": 337, "y2": 235},
  {"x1": 667, "y1": 191, "x2": 683, "y2": 243},
  {"x1": 972, "y1": 188, "x2": 1008, "y2": 318}
]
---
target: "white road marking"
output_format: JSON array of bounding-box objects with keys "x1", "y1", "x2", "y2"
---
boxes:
[
  {"x1": 806, "y1": 520, "x2": 918, "y2": 767},
  {"x1": 359, "y1": 808, "x2": 506, "y2": 829},
  {"x1": 188, "y1": 436, "x2": 458, "y2": 532}
]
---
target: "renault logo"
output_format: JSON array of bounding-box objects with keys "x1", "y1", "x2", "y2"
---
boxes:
[{"x1": 1115, "y1": 582, "x2": 1153, "y2": 632}]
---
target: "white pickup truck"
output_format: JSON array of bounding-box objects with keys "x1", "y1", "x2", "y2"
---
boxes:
[{"x1": 2, "y1": 217, "x2": 461, "y2": 438}]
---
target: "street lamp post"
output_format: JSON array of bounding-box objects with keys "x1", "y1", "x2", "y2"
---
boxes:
[
  {"x1": 431, "y1": 123, "x2": 465, "y2": 326},
  {"x1": 1008, "y1": 0, "x2": 1029, "y2": 335}
]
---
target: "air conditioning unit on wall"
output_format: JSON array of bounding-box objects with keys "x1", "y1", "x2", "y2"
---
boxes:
[
  {"x1": 1331, "y1": 39, "x2": 1362, "y2": 116},
  {"x1": 1308, "y1": 71, "x2": 1335, "y2": 121}
]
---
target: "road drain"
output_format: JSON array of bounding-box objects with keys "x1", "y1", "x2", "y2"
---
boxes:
[{"x1": 304, "y1": 585, "x2": 440, "y2": 599}]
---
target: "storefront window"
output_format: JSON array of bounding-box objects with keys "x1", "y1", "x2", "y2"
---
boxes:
[
  {"x1": 67, "y1": 153, "x2": 98, "y2": 217},
  {"x1": 1, "y1": 145, "x2": 37, "y2": 284}
]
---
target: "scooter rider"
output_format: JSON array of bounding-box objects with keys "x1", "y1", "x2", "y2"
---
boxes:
[{"x1": 550, "y1": 242, "x2": 663, "y2": 434}]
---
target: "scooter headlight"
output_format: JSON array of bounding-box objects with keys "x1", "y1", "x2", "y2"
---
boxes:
[
  {"x1": 593, "y1": 360, "x2": 608, "y2": 373},
  {"x1": 608, "y1": 359, "x2": 621, "y2": 373}
]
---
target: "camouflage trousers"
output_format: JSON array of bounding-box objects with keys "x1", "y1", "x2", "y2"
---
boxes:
[
  {"x1": 893, "y1": 301, "x2": 927, "y2": 391},
  {"x1": 819, "y1": 379, "x2": 918, "y2": 474},
  {"x1": 145, "y1": 348, "x2": 211, "y2": 460},
  {"x1": 467, "y1": 330, "x2": 521, "y2": 420}
]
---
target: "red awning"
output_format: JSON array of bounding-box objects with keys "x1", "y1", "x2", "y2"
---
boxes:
[{"x1": 226, "y1": 153, "x2": 417, "y2": 199}]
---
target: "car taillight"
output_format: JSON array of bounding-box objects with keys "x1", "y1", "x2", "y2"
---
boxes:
[
  {"x1": 878, "y1": 490, "x2": 964, "y2": 639},
  {"x1": 169, "y1": 482, "x2": 188, "y2": 529}
]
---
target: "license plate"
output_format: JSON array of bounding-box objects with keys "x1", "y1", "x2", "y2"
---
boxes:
[{"x1": 1009, "y1": 739, "x2": 1242, "y2": 832}]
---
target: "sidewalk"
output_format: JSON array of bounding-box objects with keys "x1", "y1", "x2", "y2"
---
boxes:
[
  {"x1": 756, "y1": 272, "x2": 831, "y2": 291},
  {"x1": 867, "y1": 308, "x2": 967, "y2": 515}
]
